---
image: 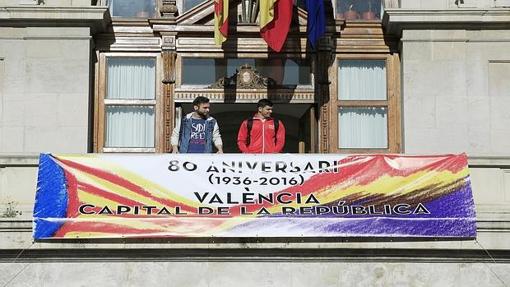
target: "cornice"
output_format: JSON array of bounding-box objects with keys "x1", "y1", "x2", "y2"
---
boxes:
[
  {"x1": 0, "y1": 6, "x2": 111, "y2": 34},
  {"x1": 0, "y1": 154, "x2": 39, "y2": 167},
  {"x1": 2, "y1": 222, "x2": 510, "y2": 256},
  {"x1": 384, "y1": 8, "x2": 510, "y2": 35},
  {"x1": 174, "y1": 89, "x2": 315, "y2": 103},
  {"x1": 469, "y1": 156, "x2": 510, "y2": 167}
]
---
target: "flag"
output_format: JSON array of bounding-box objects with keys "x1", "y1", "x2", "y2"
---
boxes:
[
  {"x1": 306, "y1": 0, "x2": 326, "y2": 49},
  {"x1": 214, "y1": 0, "x2": 229, "y2": 45},
  {"x1": 259, "y1": 0, "x2": 293, "y2": 52}
]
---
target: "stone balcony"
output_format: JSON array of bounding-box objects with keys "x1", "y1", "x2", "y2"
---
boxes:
[{"x1": 0, "y1": 154, "x2": 509, "y2": 253}]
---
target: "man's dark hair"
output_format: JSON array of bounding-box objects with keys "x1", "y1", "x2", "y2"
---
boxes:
[
  {"x1": 257, "y1": 99, "x2": 273, "y2": 109},
  {"x1": 193, "y1": 96, "x2": 210, "y2": 107}
]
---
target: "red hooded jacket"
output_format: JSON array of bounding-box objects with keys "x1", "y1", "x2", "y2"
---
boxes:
[{"x1": 237, "y1": 117, "x2": 285, "y2": 153}]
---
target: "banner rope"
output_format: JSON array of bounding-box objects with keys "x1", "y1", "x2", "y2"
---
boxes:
[
  {"x1": 475, "y1": 239, "x2": 508, "y2": 287},
  {"x1": 1, "y1": 242, "x2": 35, "y2": 287}
]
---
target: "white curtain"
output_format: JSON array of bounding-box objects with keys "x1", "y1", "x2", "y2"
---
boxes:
[
  {"x1": 339, "y1": 107, "x2": 387, "y2": 148},
  {"x1": 105, "y1": 106, "x2": 155, "y2": 148},
  {"x1": 105, "y1": 57, "x2": 156, "y2": 148},
  {"x1": 338, "y1": 60, "x2": 386, "y2": 100},
  {"x1": 337, "y1": 60, "x2": 387, "y2": 148},
  {"x1": 107, "y1": 58, "x2": 155, "y2": 99}
]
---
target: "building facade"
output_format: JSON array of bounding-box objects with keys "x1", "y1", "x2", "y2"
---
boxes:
[{"x1": 1, "y1": 0, "x2": 510, "y2": 286}]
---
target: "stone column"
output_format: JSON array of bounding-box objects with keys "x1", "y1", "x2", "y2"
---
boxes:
[{"x1": 316, "y1": 40, "x2": 333, "y2": 153}]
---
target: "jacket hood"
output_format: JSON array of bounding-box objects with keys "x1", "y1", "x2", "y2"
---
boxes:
[{"x1": 185, "y1": 112, "x2": 214, "y2": 121}]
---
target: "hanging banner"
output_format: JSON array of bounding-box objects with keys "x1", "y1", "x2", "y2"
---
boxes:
[{"x1": 33, "y1": 153, "x2": 476, "y2": 239}]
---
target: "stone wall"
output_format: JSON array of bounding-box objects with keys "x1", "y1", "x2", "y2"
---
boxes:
[
  {"x1": 384, "y1": 7, "x2": 510, "y2": 155},
  {"x1": 1, "y1": 261, "x2": 509, "y2": 287},
  {"x1": 0, "y1": 27, "x2": 92, "y2": 154},
  {"x1": 0, "y1": 4, "x2": 108, "y2": 154},
  {"x1": 401, "y1": 29, "x2": 510, "y2": 155}
]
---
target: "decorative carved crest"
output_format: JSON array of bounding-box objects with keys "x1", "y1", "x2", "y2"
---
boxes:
[{"x1": 209, "y1": 64, "x2": 276, "y2": 89}]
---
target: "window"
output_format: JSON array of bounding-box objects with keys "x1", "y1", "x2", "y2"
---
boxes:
[
  {"x1": 108, "y1": 0, "x2": 157, "y2": 17},
  {"x1": 180, "y1": 58, "x2": 312, "y2": 88},
  {"x1": 177, "y1": 0, "x2": 207, "y2": 13},
  {"x1": 334, "y1": 56, "x2": 400, "y2": 152},
  {"x1": 335, "y1": 0, "x2": 383, "y2": 20},
  {"x1": 97, "y1": 55, "x2": 162, "y2": 152}
]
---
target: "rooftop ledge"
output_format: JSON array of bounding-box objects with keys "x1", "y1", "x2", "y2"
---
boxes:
[
  {"x1": 0, "y1": 6, "x2": 110, "y2": 33},
  {"x1": 383, "y1": 8, "x2": 510, "y2": 35}
]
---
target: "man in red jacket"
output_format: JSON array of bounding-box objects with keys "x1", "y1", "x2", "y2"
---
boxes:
[{"x1": 237, "y1": 99, "x2": 286, "y2": 153}]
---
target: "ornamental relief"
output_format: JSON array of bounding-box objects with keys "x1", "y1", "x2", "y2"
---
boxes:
[
  {"x1": 209, "y1": 64, "x2": 276, "y2": 89},
  {"x1": 173, "y1": 91, "x2": 315, "y2": 104}
]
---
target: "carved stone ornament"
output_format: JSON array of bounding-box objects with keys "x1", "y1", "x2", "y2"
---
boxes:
[
  {"x1": 209, "y1": 64, "x2": 276, "y2": 89},
  {"x1": 160, "y1": 0, "x2": 178, "y2": 17},
  {"x1": 162, "y1": 35, "x2": 176, "y2": 51}
]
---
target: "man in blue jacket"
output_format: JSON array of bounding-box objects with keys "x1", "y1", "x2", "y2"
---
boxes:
[{"x1": 171, "y1": 96, "x2": 223, "y2": 153}]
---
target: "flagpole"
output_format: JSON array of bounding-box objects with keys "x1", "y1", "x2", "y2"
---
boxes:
[
  {"x1": 251, "y1": 0, "x2": 259, "y2": 23},
  {"x1": 241, "y1": 0, "x2": 246, "y2": 22},
  {"x1": 247, "y1": 0, "x2": 253, "y2": 22}
]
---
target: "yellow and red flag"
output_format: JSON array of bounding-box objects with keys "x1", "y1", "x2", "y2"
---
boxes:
[
  {"x1": 259, "y1": 0, "x2": 293, "y2": 52},
  {"x1": 214, "y1": 0, "x2": 229, "y2": 45}
]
